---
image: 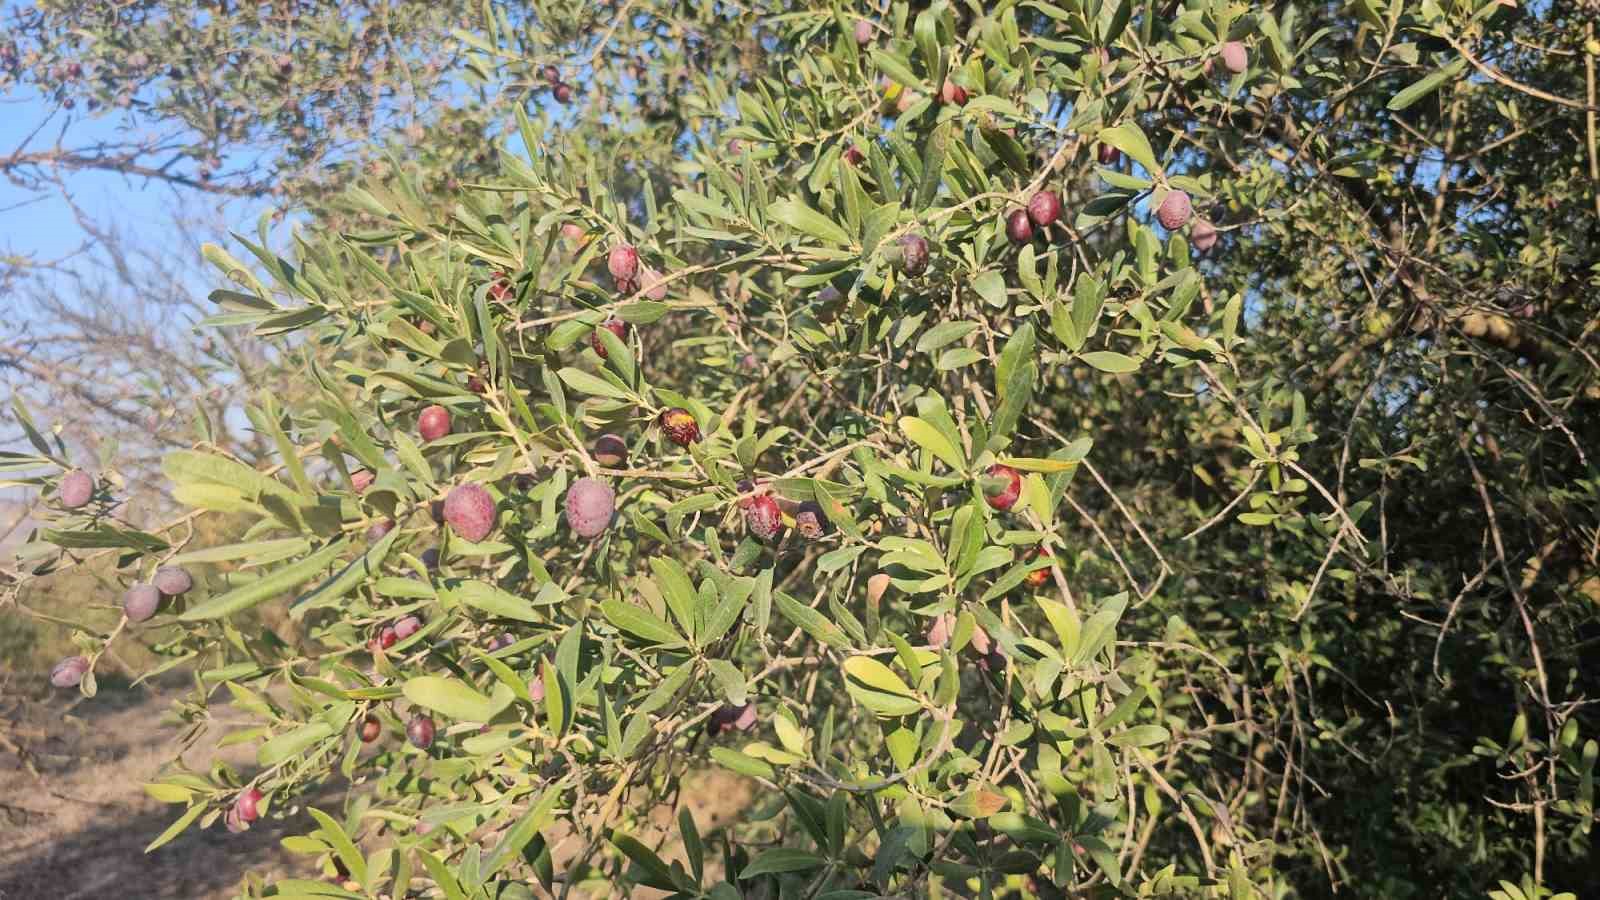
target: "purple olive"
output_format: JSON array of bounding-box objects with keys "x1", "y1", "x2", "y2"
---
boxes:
[
  {"x1": 564, "y1": 477, "x2": 616, "y2": 539},
  {"x1": 235, "y1": 788, "x2": 263, "y2": 823},
  {"x1": 58, "y1": 470, "x2": 94, "y2": 509},
  {"x1": 1005, "y1": 209, "x2": 1033, "y2": 244},
  {"x1": 394, "y1": 615, "x2": 422, "y2": 640},
  {"x1": 1027, "y1": 190, "x2": 1062, "y2": 227},
  {"x1": 1156, "y1": 190, "x2": 1192, "y2": 230},
  {"x1": 898, "y1": 234, "x2": 929, "y2": 277},
  {"x1": 406, "y1": 715, "x2": 436, "y2": 749},
  {"x1": 50, "y1": 656, "x2": 89, "y2": 688},
  {"x1": 123, "y1": 583, "x2": 161, "y2": 622},
  {"x1": 153, "y1": 566, "x2": 193, "y2": 597},
  {"x1": 707, "y1": 702, "x2": 758, "y2": 736},
  {"x1": 1220, "y1": 41, "x2": 1248, "y2": 74}
]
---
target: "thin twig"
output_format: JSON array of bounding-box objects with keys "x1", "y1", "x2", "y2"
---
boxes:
[{"x1": 1182, "y1": 470, "x2": 1262, "y2": 541}]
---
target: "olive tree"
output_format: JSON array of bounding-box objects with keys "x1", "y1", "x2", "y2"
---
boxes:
[{"x1": 8, "y1": 0, "x2": 1599, "y2": 898}]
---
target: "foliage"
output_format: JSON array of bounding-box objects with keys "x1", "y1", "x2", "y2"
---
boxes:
[
  {"x1": 2, "y1": 0, "x2": 489, "y2": 203},
  {"x1": 5, "y1": 0, "x2": 1599, "y2": 898}
]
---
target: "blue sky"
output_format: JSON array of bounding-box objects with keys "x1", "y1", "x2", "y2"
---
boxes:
[{"x1": 0, "y1": 83, "x2": 270, "y2": 273}]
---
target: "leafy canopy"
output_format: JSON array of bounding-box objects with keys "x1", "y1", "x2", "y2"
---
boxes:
[{"x1": 8, "y1": 0, "x2": 1600, "y2": 898}]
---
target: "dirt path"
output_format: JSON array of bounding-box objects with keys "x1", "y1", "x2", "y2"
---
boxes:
[{"x1": 0, "y1": 683, "x2": 319, "y2": 900}]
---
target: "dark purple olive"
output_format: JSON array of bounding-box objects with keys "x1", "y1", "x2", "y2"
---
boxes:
[
  {"x1": 406, "y1": 715, "x2": 436, "y2": 749},
  {"x1": 1005, "y1": 209, "x2": 1032, "y2": 243}
]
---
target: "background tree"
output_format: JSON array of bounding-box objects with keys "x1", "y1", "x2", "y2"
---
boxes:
[
  {"x1": 1, "y1": 0, "x2": 514, "y2": 640},
  {"x1": 2, "y1": 0, "x2": 490, "y2": 203},
  {"x1": 4, "y1": 0, "x2": 1599, "y2": 899}
]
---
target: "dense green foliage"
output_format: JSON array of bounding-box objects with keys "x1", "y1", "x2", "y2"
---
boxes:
[{"x1": 5, "y1": 0, "x2": 1598, "y2": 898}]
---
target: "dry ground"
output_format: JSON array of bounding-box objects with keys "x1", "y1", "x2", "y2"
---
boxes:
[
  {"x1": 0, "y1": 680, "x2": 322, "y2": 900},
  {"x1": 0, "y1": 679, "x2": 756, "y2": 900}
]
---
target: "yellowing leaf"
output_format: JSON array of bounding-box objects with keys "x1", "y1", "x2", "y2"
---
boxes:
[
  {"x1": 142, "y1": 783, "x2": 194, "y2": 804},
  {"x1": 773, "y1": 711, "x2": 808, "y2": 757},
  {"x1": 948, "y1": 787, "x2": 1009, "y2": 818},
  {"x1": 741, "y1": 740, "x2": 807, "y2": 766},
  {"x1": 997, "y1": 456, "x2": 1081, "y2": 473},
  {"x1": 899, "y1": 416, "x2": 966, "y2": 472},
  {"x1": 843, "y1": 655, "x2": 923, "y2": 717},
  {"x1": 843, "y1": 656, "x2": 915, "y2": 696},
  {"x1": 711, "y1": 746, "x2": 775, "y2": 780}
]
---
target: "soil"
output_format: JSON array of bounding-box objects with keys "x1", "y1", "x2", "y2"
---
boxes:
[
  {"x1": 0, "y1": 681, "x2": 320, "y2": 900},
  {"x1": 0, "y1": 680, "x2": 756, "y2": 899}
]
